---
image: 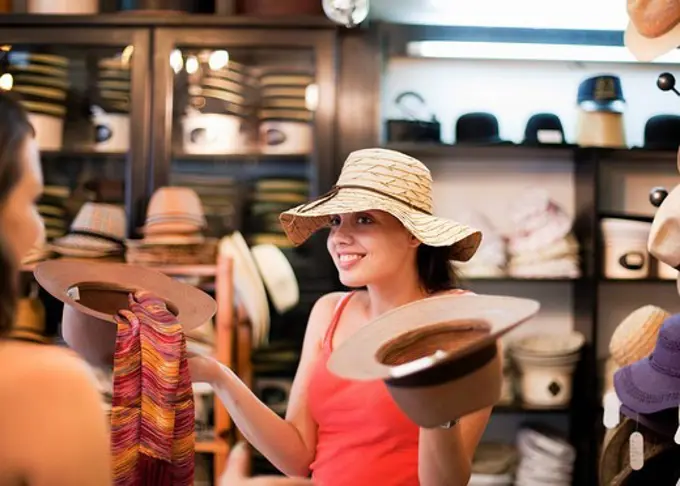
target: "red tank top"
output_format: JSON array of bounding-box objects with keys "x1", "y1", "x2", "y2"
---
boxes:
[{"x1": 307, "y1": 291, "x2": 420, "y2": 486}]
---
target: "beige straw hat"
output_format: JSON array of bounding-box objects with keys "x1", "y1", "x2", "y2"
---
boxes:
[
  {"x1": 609, "y1": 305, "x2": 669, "y2": 367},
  {"x1": 279, "y1": 148, "x2": 483, "y2": 262}
]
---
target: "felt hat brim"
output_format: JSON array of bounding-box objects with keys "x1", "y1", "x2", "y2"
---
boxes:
[
  {"x1": 33, "y1": 259, "x2": 216, "y2": 331},
  {"x1": 327, "y1": 293, "x2": 539, "y2": 382}
]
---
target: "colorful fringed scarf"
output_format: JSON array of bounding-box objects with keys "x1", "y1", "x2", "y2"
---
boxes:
[{"x1": 110, "y1": 290, "x2": 195, "y2": 486}]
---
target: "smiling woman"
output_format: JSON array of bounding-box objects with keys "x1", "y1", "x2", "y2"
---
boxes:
[{"x1": 189, "y1": 148, "x2": 492, "y2": 486}]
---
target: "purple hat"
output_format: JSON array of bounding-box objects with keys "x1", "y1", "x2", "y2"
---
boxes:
[
  {"x1": 620, "y1": 404, "x2": 677, "y2": 438},
  {"x1": 613, "y1": 312, "x2": 680, "y2": 414}
]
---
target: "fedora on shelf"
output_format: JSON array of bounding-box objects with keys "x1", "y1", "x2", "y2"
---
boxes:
[
  {"x1": 50, "y1": 202, "x2": 126, "y2": 259},
  {"x1": 327, "y1": 293, "x2": 540, "y2": 428},
  {"x1": 33, "y1": 259, "x2": 216, "y2": 368}
]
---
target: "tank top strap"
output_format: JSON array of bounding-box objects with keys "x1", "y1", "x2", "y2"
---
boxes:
[{"x1": 322, "y1": 291, "x2": 356, "y2": 351}]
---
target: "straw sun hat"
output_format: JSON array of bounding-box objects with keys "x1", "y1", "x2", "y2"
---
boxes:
[{"x1": 279, "y1": 148, "x2": 483, "y2": 262}]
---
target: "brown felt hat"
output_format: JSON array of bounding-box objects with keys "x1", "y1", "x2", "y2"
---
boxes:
[
  {"x1": 33, "y1": 260, "x2": 216, "y2": 367},
  {"x1": 327, "y1": 293, "x2": 540, "y2": 427}
]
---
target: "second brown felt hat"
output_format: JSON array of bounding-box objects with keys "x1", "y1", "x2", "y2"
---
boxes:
[
  {"x1": 327, "y1": 293, "x2": 540, "y2": 428},
  {"x1": 33, "y1": 260, "x2": 216, "y2": 368}
]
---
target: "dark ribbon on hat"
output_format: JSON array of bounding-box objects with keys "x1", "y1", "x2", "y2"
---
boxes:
[
  {"x1": 385, "y1": 342, "x2": 498, "y2": 388},
  {"x1": 68, "y1": 229, "x2": 125, "y2": 249},
  {"x1": 297, "y1": 184, "x2": 432, "y2": 215}
]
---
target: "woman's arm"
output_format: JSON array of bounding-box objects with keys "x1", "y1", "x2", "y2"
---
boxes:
[
  {"x1": 194, "y1": 292, "x2": 343, "y2": 478},
  {"x1": 417, "y1": 338, "x2": 501, "y2": 486},
  {"x1": 417, "y1": 407, "x2": 492, "y2": 486},
  {"x1": 0, "y1": 346, "x2": 112, "y2": 486}
]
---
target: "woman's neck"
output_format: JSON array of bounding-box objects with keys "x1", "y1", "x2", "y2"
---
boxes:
[{"x1": 365, "y1": 272, "x2": 426, "y2": 319}]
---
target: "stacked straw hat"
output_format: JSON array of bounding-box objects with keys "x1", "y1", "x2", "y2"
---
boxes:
[
  {"x1": 50, "y1": 202, "x2": 126, "y2": 260},
  {"x1": 126, "y1": 186, "x2": 216, "y2": 266},
  {"x1": 5, "y1": 49, "x2": 69, "y2": 151}
]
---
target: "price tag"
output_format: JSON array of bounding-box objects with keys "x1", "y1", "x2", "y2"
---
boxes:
[
  {"x1": 629, "y1": 431, "x2": 645, "y2": 471},
  {"x1": 603, "y1": 391, "x2": 621, "y2": 429},
  {"x1": 537, "y1": 129, "x2": 563, "y2": 144},
  {"x1": 67, "y1": 286, "x2": 80, "y2": 301}
]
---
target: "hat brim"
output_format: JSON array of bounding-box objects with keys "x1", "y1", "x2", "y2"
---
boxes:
[
  {"x1": 327, "y1": 293, "x2": 539, "y2": 382},
  {"x1": 613, "y1": 359, "x2": 680, "y2": 414},
  {"x1": 33, "y1": 259, "x2": 216, "y2": 331},
  {"x1": 620, "y1": 404, "x2": 677, "y2": 438},
  {"x1": 624, "y1": 20, "x2": 680, "y2": 62},
  {"x1": 279, "y1": 187, "x2": 482, "y2": 262}
]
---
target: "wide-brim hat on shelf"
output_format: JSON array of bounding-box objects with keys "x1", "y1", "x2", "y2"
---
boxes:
[
  {"x1": 279, "y1": 148, "x2": 482, "y2": 262},
  {"x1": 327, "y1": 293, "x2": 540, "y2": 427},
  {"x1": 613, "y1": 312, "x2": 680, "y2": 414},
  {"x1": 251, "y1": 243, "x2": 299, "y2": 314},
  {"x1": 624, "y1": 0, "x2": 680, "y2": 61},
  {"x1": 33, "y1": 259, "x2": 216, "y2": 368}
]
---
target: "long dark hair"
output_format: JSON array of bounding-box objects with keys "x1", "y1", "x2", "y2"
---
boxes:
[
  {"x1": 0, "y1": 91, "x2": 34, "y2": 337},
  {"x1": 417, "y1": 244, "x2": 461, "y2": 294}
]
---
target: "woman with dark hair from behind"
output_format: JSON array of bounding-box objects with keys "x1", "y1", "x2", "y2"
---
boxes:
[{"x1": 0, "y1": 90, "x2": 113, "y2": 486}]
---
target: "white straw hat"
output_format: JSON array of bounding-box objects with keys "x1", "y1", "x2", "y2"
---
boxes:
[{"x1": 279, "y1": 148, "x2": 483, "y2": 262}]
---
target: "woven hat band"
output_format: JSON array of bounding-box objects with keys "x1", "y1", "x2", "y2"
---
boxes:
[{"x1": 298, "y1": 184, "x2": 432, "y2": 216}]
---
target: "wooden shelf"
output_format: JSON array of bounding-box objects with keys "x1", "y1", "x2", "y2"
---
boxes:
[
  {"x1": 464, "y1": 277, "x2": 580, "y2": 283},
  {"x1": 40, "y1": 150, "x2": 126, "y2": 158},
  {"x1": 494, "y1": 403, "x2": 569, "y2": 414},
  {"x1": 0, "y1": 13, "x2": 336, "y2": 29},
  {"x1": 382, "y1": 143, "x2": 678, "y2": 164},
  {"x1": 173, "y1": 152, "x2": 311, "y2": 163},
  {"x1": 383, "y1": 142, "x2": 574, "y2": 160},
  {"x1": 195, "y1": 439, "x2": 230, "y2": 455},
  {"x1": 20, "y1": 262, "x2": 217, "y2": 277}
]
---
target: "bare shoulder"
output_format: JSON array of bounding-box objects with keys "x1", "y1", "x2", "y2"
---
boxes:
[
  {"x1": 0, "y1": 341, "x2": 98, "y2": 388},
  {"x1": 0, "y1": 341, "x2": 99, "y2": 392},
  {"x1": 301, "y1": 291, "x2": 347, "y2": 345},
  {"x1": 0, "y1": 342, "x2": 111, "y2": 485}
]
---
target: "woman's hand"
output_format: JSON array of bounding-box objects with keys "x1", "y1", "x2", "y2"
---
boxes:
[
  {"x1": 187, "y1": 352, "x2": 220, "y2": 384},
  {"x1": 219, "y1": 442, "x2": 314, "y2": 486}
]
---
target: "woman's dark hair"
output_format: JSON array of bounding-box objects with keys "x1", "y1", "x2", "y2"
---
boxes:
[
  {"x1": 417, "y1": 244, "x2": 461, "y2": 294},
  {"x1": 0, "y1": 90, "x2": 34, "y2": 337}
]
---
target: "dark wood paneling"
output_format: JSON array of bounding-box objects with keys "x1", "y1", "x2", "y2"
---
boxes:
[{"x1": 335, "y1": 26, "x2": 381, "y2": 173}]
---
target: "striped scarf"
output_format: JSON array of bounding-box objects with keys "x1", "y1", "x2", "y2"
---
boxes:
[{"x1": 110, "y1": 290, "x2": 195, "y2": 486}]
